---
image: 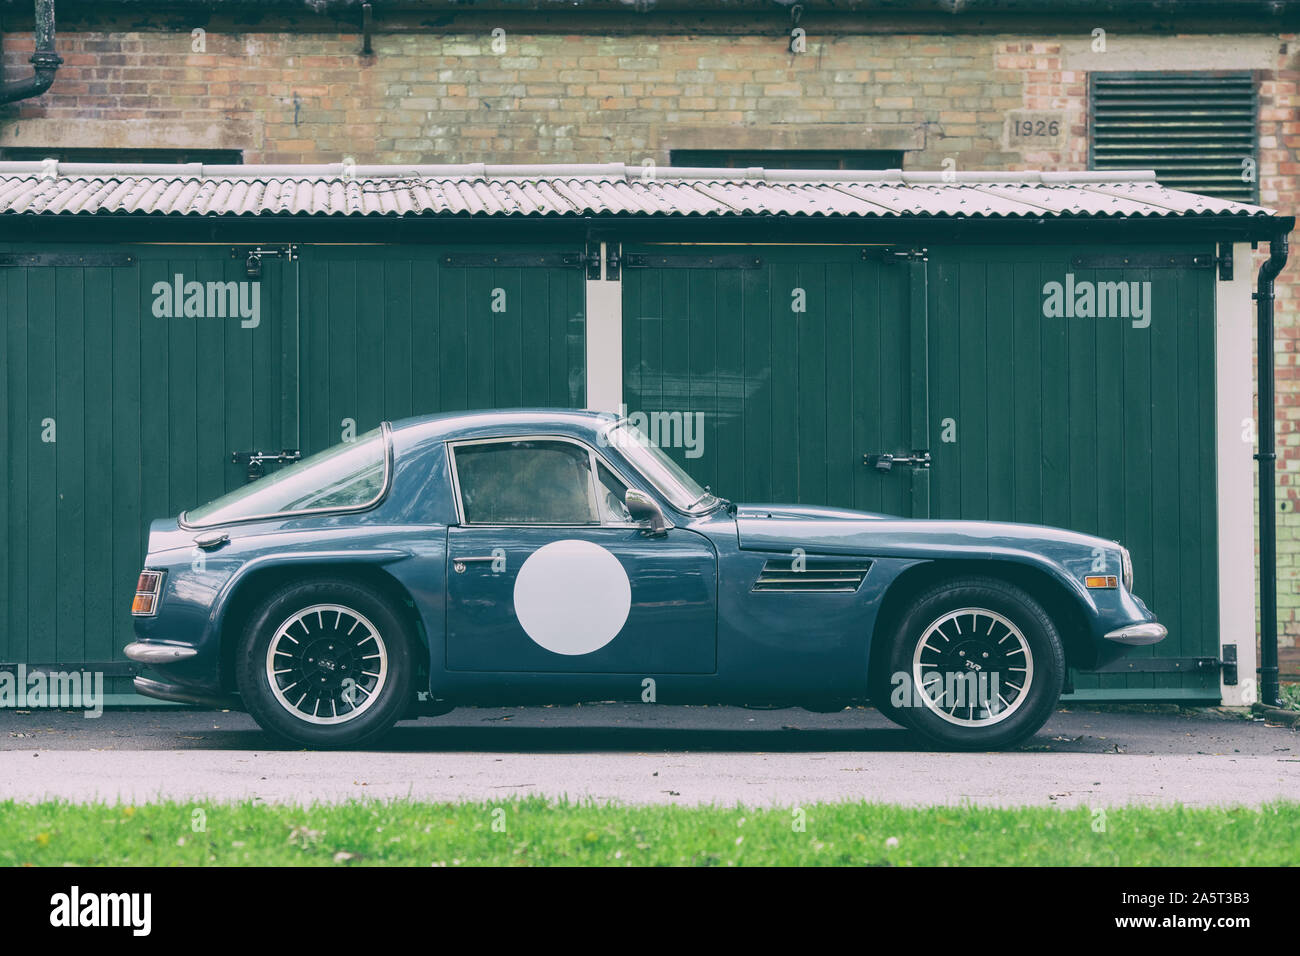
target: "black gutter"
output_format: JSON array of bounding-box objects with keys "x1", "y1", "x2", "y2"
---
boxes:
[
  {"x1": 0, "y1": 0, "x2": 61, "y2": 105},
  {"x1": 1257, "y1": 232, "x2": 1290, "y2": 707}
]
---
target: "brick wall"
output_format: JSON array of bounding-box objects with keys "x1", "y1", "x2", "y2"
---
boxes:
[
  {"x1": 0, "y1": 31, "x2": 1088, "y2": 166},
  {"x1": 2, "y1": 22, "x2": 1297, "y2": 675}
]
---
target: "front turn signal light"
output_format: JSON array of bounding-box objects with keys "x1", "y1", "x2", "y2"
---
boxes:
[{"x1": 1085, "y1": 574, "x2": 1119, "y2": 589}]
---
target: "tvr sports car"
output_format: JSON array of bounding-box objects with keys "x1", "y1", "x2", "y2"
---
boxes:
[{"x1": 126, "y1": 409, "x2": 1166, "y2": 750}]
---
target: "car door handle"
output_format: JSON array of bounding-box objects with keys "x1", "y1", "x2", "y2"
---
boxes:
[{"x1": 452, "y1": 555, "x2": 499, "y2": 573}]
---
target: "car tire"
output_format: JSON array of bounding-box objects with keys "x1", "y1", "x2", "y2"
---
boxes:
[
  {"x1": 867, "y1": 668, "x2": 915, "y2": 730},
  {"x1": 236, "y1": 578, "x2": 414, "y2": 749},
  {"x1": 885, "y1": 576, "x2": 1064, "y2": 750}
]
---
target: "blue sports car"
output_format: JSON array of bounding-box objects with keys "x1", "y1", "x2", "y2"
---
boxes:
[{"x1": 126, "y1": 409, "x2": 1165, "y2": 750}]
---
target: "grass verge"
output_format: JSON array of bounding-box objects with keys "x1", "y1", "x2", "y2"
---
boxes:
[{"x1": 3, "y1": 799, "x2": 1298, "y2": 866}]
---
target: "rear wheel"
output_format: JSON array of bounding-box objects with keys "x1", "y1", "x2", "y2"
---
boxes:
[
  {"x1": 868, "y1": 662, "x2": 912, "y2": 729},
  {"x1": 886, "y1": 576, "x2": 1064, "y2": 750},
  {"x1": 236, "y1": 578, "x2": 413, "y2": 748}
]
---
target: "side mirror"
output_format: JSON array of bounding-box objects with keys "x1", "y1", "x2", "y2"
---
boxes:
[{"x1": 625, "y1": 489, "x2": 668, "y2": 536}]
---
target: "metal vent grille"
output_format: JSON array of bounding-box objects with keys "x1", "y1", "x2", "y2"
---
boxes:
[
  {"x1": 752, "y1": 557, "x2": 873, "y2": 593},
  {"x1": 1090, "y1": 72, "x2": 1257, "y2": 202}
]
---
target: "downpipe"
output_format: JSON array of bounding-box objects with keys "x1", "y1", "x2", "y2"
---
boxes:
[
  {"x1": 1256, "y1": 233, "x2": 1290, "y2": 707},
  {"x1": 0, "y1": 0, "x2": 61, "y2": 105}
]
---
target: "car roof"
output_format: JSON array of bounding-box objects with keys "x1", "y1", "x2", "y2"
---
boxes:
[{"x1": 388, "y1": 407, "x2": 623, "y2": 443}]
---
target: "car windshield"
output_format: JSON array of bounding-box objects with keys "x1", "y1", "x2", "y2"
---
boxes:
[
  {"x1": 604, "y1": 420, "x2": 718, "y2": 514},
  {"x1": 184, "y1": 427, "x2": 389, "y2": 527}
]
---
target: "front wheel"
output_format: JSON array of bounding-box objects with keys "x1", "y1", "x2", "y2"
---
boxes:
[
  {"x1": 236, "y1": 578, "x2": 414, "y2": 748},
  {"x1": 886, "y1": 576, "x2": 1064, "y2": 750}
]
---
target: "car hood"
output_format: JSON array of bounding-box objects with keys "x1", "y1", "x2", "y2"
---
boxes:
[{"x1": 732, "y1": 503, "x2": 1116, "y2": 559}]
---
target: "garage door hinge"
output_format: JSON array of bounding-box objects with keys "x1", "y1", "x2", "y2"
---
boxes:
[
  {"x1": 1091, "y1": 655, "x2": 1230, "y2": 678},
  {"x1": 0, "y1": 252, "x2": 136, "y2": 267},
  {"x1": 443, "y1": 251, "x2": 590, "y2": 270},
  {"x1": 1217, "y1": 242, "x2": 1234, "y2": 281},
  {"x1": 577, "y1": 244, "x2": 621, "y2": 281},
  {"x1": 621, "y1": 253, "x2": 764, "y2": 270},
  {"x1": 1071, "y1": 252, "x2": 1217, "y2": 270},
  {"x1": 861, "y1": 246, "x2": 928, "y2": 263}
]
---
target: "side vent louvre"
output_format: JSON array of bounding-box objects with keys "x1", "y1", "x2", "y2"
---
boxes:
[{"x1": 752, "y1": 557, "x2": 873, "y2": 593}]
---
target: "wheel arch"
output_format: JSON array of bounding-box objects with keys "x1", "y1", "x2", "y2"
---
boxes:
[
  {"x1": 215, "y1": 560, "x2": 429, "y2": 695},
  {"x1": 868, "y1": 558, "x2": 1098, "y2": 688}
]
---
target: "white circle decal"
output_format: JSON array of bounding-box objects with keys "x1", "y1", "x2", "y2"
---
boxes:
[{"x1": 513, "y1": 539, "x2": 632, "y2": 655}]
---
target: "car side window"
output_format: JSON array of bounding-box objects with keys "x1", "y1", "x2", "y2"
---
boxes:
[{"x1": 454, "y1": 440, "x2": 600, "y2": 525}]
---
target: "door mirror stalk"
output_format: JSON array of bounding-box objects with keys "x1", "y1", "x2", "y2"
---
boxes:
[{"x1": 625, "y1": 489, "x2": 668, "y2": 537}]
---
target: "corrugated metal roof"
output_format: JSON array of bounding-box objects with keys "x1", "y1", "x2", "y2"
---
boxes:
[{"x1": 0, "y1": 163, "x2": 1278, "y2": 220}]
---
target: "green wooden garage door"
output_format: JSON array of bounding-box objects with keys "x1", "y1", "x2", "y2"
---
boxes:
[
  {"x1": 295, "y1": 245, "x2": 585, "y2": 455},
  {"x1": 1, "y1": 243, "x2": 295, "y2": 691},
  {"x1": 624, "y1": 242, "x2": 1220, "y2": 701},
  {"x1": 622, "y1": 244, "x2": 926, "y2": 517},
  {"x1": 927, "y1": 245, "x2": 1219, "y2": 699},
  {"x1": 1, "y1": 242, "x2": 585, "y2": 689}
]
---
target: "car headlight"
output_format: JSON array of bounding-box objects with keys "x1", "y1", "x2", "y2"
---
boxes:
[{"x1": 1120, "y1": 547, "x2": 1133, "y2": 592}]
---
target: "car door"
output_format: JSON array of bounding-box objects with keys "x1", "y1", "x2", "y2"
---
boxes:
[{"x1": 445, "y1": 436, "x2": 718, "y2": 674}]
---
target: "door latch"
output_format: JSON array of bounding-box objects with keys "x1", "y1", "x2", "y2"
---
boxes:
[
  {"x1": 232, "y1": 449, "x2": 302, "y2": 482},
  {"x1": 1220, "y1": 644, "x2": 1238, "y2": 686},
  {"x1": 230, "y1": 244, "x2": 298, "y2": 279},
  {"x1": 865, "y1": 450, "x2": 932, "y2": 473}
]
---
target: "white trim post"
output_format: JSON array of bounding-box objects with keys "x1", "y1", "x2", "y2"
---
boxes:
[
  {"x1": 1217, "y1": 242, "x2": 1258, "y2": 707},
  {"x1": 585, "y1": 240, "x2": 623, "y2": 412}
]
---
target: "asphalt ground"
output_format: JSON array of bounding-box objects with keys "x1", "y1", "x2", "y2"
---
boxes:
[{"x1": 1, "y1": 703, "x2": 1297, "y2": 807}]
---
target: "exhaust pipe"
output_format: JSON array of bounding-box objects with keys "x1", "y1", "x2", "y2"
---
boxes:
[{"x1": 0, "y1": 0, "x2": 61, "y2": 105}]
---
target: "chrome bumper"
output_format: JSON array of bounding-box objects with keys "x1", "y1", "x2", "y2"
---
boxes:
[
  {"x1": 123, "y1": 641, "x2": 199, "y2": 664},
  {"x1": 1103, "y1": 622, "x2": 1168, "y2": 646}
]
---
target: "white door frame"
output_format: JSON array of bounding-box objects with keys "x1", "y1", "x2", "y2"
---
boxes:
[
  {"x1": 1216, "y1": 243, "x2": 1259, "y2": 707},
  {"x1": 585, "y1": 240, "x2": 623, "y2": 413}
]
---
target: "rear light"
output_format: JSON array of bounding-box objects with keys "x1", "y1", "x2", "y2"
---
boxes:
[{"x1": 132, "y1": 570, "x2": 165, "y2": 616}]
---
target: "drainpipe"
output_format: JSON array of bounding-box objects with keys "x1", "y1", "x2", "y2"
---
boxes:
[
  {"x1": 1256, "y1": 232, "x2": 1290, "y2": 707},
  {"x1": 0, "y1": 0, "x2": 61, "y2": 106}
]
